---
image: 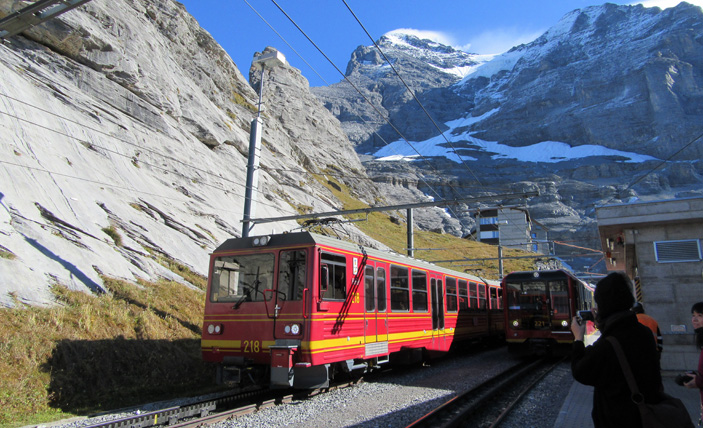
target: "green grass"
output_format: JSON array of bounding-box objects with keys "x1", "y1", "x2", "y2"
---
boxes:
[
  {"x1": 0, "y1": 276, "x2": 218, "y2": 428},
  {"x1": 101, "y1": 226, "x2": 123, "y2": 247}
]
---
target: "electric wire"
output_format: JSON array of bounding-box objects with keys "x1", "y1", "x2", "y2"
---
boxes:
[
  {"x1": 266, "y1": 0, "x2": 485, "y2": 221},
  {"x1": 0, "y1": 96, "x2": 288, "y2": 214},
  {"x1": 341, "y1": 0, "x2": 485, "y2": 189},
  {"x1": 599, "y1": 130, "x2": 703, "y2": 207}
]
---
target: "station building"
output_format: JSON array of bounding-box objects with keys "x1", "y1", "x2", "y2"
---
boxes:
[{"x1": 595, "y1": 196, "x2": 703, "y2": 370}]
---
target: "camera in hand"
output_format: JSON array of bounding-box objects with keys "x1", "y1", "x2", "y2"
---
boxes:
[
  {"x1": 578, "y1": 310, "x2": 594, "y2": 322},
  {"x1": 675, "y1": 372, "x2": 696, "y2": 386}
]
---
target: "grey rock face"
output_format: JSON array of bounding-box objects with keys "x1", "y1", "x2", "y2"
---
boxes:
[
  {"x1": 461, "y1": 3, "x2": 703, "y2": 160},
  {"x1": 0, "y1": 0, "x2": 383, "y2": 306},
  {"x1": 313, "y1": 33, "x2": 482, "y2": 154}
]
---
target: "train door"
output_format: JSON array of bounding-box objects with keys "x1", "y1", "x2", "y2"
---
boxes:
[
  {"x1": 271, "y1": 249, "x2": 308, "y2": 338},
  {"x1": 430, "y1": 275, "x2": 445, "y2": 331},
  {"x1": 549, "y1": 278, "x2": 570, "y2": 327},
  {"x1": 364, "y1": 263, "x2": 388, "y2": 352}
]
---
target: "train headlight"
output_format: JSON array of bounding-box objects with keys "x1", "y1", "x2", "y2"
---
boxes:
[
  {"x1": 207, "y1": 324, "x2": 223, "y2": 335},
  {"x1": 561, "y1": 320, "x2": 569, "y2": 327},
  {"x1": 284, "y1": 324, "x2": 301, "y2": 335},
  {"x1": 253, "y1": 235, "x2": 271, "y2": 246},
  {"x1": 512, "y1": 320, "x2": 519, "y2": 328}
]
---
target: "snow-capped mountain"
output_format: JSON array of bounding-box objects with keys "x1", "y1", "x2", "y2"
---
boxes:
[
  {"x1": 347, "y1": 31, "x2": 493, "y2": 80},
  {"x1": 314, "y1": 2, "x2": 703, "y2": 256}
]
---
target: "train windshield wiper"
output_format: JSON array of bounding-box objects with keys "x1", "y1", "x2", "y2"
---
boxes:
[{"x1": 233, "y1": 288, "x2": 251, "y2": 309}]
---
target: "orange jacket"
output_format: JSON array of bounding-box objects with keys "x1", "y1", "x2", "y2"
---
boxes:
[{"x1": 637, "y1": 313, "x2": 663, "y2": 352}]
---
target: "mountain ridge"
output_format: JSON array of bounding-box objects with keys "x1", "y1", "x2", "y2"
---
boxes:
[{"x1": 313, "y1": 1, "x2": 703, "y2": 265}]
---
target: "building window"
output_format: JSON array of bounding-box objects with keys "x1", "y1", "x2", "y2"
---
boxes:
[
  {"x1": 480, "y1": 217, "x2": 498, "y2": 225},
  {"x1": 480, "y1": 231, "x2": 500, "y2": 239},
  {"x1": 654, "y1": 240, "x2": 702, "y2": 263}
]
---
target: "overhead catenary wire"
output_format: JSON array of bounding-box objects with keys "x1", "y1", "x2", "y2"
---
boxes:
[
  {"x1": 266, "y1": 0, "x2": 496, "y2": 222},
  {"x1": 0, "y1": 94, "x2": 288, "y2": 214},
  {"x1": 599, "y1": 130, "x2": 703, "y2": 207},
  {"x1": 0, "y1": 91, "x2": 505, "y2": 220},
  {"x1": 341, "y1": 0, "x2": 485, "y2": 190}
]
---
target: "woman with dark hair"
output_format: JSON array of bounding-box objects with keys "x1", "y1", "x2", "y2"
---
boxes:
[
  {"x1": 684, "y1": 301, "x2": 703, "y2": 424},
  {"x1": 570, "y1": 271, "x2": 664, "y2": 427}
]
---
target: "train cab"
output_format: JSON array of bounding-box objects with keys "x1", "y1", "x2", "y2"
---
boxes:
[{"x1": 502, "y1": 269, "x2": 594, "y2": 355}]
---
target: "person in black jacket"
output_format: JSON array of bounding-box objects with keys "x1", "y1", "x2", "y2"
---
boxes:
[{"x1": 570, "y1": 271, "x2": 663, "y2": 428}]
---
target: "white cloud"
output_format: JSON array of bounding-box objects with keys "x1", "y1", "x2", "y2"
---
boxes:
[
  {"x1": 384, "y1": 28, "x2": 456, "y2": 46},
  {"x1": 386, "y1": 27, "x2": 543, "y2": 56}
]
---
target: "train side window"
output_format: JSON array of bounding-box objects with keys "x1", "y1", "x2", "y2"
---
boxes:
[
  {"x1": 390, "y1": 265, "x2": 409, "y2": 311},
  {"x1": 365, "y1": 265, "x2": 375, "y2": 312},
  {"x1": 458, "y1": 280, "x2": 468, "y2": 310},
  {"x1": 278, "y1": 250, "x2": 306, "y2": 301},
  {"x1": 478, "y1": 284, "x2": 487, "y2": 309},
  {"x1": 321, "y1": 252, "x2": 347, "y2": 300},
  {"x1": 446, "y1": 277, "x2": 458, "y2": 313},
  {"x1": 489, "y1": 287, "x2": 498, "y2": 309},
  {"x1": 210, "y1": 254, "x2": 274, "y2": 303},
  {"x1": 411, "y1": 269, "x2": 428, "y2": 312},
  {"x1": 469, "y1": 282, "x2": 478, "y2": 308},
  {"x1": 377, "y1": 267, "x2": 387, "y2": 312}
]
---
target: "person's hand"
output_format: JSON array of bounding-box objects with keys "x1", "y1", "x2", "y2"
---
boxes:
[
  {"x1": 684, "y1": 375, "x2": 697, "y2": 389},
  {"x1": 571, "y1": 316, "x2": 586, "y2": 341}
]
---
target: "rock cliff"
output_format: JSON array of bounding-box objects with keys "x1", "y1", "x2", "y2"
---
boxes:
[{"x1": 0, "y1": 0, "x2": 381, "y2": 307}]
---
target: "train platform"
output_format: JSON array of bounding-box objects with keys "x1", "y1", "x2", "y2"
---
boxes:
[{"x1": 553, "y1": 372, "x2": 702, "y2": 428}]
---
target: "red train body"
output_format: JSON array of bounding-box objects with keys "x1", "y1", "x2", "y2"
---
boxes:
[
  {"x1": 502, "y1": 269, "x2": 594, "y2": 355},
  {"x1": 201, "y1": 232, "x2": 503, "y2": 389}
]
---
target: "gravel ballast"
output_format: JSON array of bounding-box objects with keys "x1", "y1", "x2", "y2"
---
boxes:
[{"x1": 40, "y1": 346, "x2": 577, "y2": 428}]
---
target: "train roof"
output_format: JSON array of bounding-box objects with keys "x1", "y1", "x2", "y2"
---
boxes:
[
  {"x1": 502, "y1": 269, "x2": 594, "y2": 289},
  {"x1": 214, "y1": 231, "x2": 497, "y2": 286}
]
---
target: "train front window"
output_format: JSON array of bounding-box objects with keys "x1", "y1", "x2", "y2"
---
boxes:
[
  {"x1": 210, "y1": 254, "x2": 275, "y2": 303},
  {"x1": 278, "y1": 250, "x2": 306, "y2": 301},
  {"x1": 506, "y1": 280, "x2": 550, "y2": 329}
]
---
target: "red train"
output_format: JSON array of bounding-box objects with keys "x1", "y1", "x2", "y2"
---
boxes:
[
  {"x1": 502, "y1": 269, "x2": 594, "y2": 355},
  {"x1": 201, "y1": 231, "x2": 504, "y2": 389}
]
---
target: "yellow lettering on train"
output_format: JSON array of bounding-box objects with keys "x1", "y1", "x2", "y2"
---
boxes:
[
  {"x1": 244, "y1": 340, "x2": 260, "y2": 353},
  {"x1": 352, "y1": 292, "x2": 360, "y2": 304}
]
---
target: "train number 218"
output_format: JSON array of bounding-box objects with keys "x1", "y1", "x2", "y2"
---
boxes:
[{"x1": 244, "y1": 340, "x2": 260, "y2": 353}]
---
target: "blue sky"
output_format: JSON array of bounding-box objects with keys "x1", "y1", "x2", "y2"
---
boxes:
[{"x1": 177, "y1": 0, "x2": 701, "y2": 87}]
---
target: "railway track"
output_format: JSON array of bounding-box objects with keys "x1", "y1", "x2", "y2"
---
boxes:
[
  {"x1": 406, "y1": 357, "x2": 565, "y2": 428},
  {"x1": 79, "y1": 379, "x2": 363, "y2": 428}
]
